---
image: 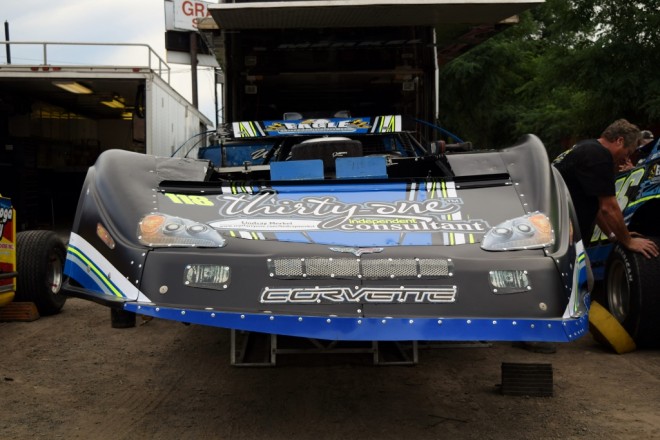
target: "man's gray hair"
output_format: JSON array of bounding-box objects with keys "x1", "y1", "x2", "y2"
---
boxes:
[{"x1": 601, "y1": 119, "x2": 641, "y2": 149}]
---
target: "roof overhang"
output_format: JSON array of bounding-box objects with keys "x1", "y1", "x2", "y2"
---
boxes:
[{"x1": 207, "y1": 0, "x2": 543, "y2": 30}]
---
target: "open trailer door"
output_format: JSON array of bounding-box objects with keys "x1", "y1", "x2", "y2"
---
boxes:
[{"x1": 205, "y1": 0, "x2": 543, "y2": 122}]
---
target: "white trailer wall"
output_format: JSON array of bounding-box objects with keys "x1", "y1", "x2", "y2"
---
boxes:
[{"x1": 147, "y1": 74, "x2": 210, "y2": 158}]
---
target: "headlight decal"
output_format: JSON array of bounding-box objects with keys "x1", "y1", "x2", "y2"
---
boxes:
[
  {"x1": 481, "y1": 212, "x2": 555, "y2": 251},
  {"x1": 488, "y1": 270, "x2": 531, "y2": 294},
  {"x1": 183, "y1": 264, "x2": 231, "y2": 290},
  {"x1": 138, "y1": 213, "x2": 226, "y2": 248}
]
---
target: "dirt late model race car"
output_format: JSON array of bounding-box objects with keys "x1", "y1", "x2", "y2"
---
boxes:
[
  {"x1": 586, "y1": 137, "x2": 660, "y2": 347},
  {"x1": 63, "y1": 115, "x2": 590, "y2": 343}
]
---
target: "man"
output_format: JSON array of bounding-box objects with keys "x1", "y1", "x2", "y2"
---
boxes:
[
  {"x1": 553, "y1": 119, "x2": 658, "y2": 259},
  {"x1": 619, "y1": 129, "x2": 654, "y2": 171}
]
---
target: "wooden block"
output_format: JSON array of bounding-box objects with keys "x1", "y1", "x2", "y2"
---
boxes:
[
  {"x1": 0, "y1": 302, "x2": 40, "y2": 322},
  {"x1": 501, "y1": 362, "x2": 554, "y2": 397}
]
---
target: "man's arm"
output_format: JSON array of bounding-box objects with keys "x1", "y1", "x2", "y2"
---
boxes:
[{"x1": 596, "y1": 195, "x2": 659, "y2": 258}]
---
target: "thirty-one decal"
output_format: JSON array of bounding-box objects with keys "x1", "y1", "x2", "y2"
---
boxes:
[{"x1": 207, "y1": 193, "x2": 488, "y2": 233}]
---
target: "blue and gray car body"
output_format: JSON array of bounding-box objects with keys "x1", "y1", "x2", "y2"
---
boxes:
[
  {"x1": 584, "y1": 138, "x2": 660, "y2": 347},
  {"x1": 586, "y1": 138, "x2": 660, "y2": 278},
  {"x1": 64, "y1": 115, "x2": 590, "y2": 342}
]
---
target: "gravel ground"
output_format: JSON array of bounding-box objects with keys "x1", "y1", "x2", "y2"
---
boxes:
[{"x1": 1, "y1": 298, "x2": 659, "y2": 440}]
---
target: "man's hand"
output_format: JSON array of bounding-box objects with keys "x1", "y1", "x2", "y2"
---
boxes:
[
  {"x1": 597, "y1": 196, "x2": 658, "y2": 258},
  {"x1": 624, "y1": 236, "x2": 659, "y2": 259},
  {"x1": 618, "y1": 157, "x2": 634, "y2": 172}
]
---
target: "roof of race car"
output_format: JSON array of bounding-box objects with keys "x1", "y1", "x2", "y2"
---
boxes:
[{"x1": 232, "y1": 115, "x2": 403, "y2": 138}]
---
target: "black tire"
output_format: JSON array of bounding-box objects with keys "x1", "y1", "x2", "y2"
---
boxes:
[
  {"x1": 604, "y1": 237, "x2": 660, "y2": 348},
  {"x1": 16, "y1": 230, "x2": 67, "y2": 316}
]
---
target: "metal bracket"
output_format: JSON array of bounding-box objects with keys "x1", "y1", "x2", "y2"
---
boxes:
[{"x1": 230, "y1": 330, "x2": 419, "y2": 367}]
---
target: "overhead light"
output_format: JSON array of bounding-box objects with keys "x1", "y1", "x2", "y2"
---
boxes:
[
  {"x1": 52, "y1": 81, "x2": 93, "y2": 94},
  {"x1": 100, "y1": 97, "x2": 125, "y2": 109}
]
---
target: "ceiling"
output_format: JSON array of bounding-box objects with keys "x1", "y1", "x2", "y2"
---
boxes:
[
  {"x1": 0, "y1": 77, "x2": 142, "y2": 119},
  {"x1": 201, "y1": 0, "x2": 541, "y2": 68}
]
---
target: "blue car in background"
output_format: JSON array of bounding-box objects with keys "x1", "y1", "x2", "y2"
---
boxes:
[{"x1": 586, "y1": 138, "x2": 660, "y2": 347}]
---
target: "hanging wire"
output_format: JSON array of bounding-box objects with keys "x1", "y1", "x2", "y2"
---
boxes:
[
  {"x1": 412, "y1": 118, "x2": 464, "y2": 143},
  {"x1": 170, "y1": 130, "x2": 216, "y2": 157}
]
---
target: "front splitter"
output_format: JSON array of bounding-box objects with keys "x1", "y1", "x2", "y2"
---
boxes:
[{"x1": 124, "y1": 303, "x2": 588, "y2": 342}]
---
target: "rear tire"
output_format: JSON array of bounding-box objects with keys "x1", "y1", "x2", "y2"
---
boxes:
[
  {"x1": 605, "y1": 237, "x2": 660, "y2": 347},
  {"x1": 16, "y1": 230, "x2": 67, "y2": 316}
]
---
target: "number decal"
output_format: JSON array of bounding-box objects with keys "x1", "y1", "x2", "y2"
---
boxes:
[
  {"x1": 615, "y1": 168, "x2": 645, "y2": 210},
  {"x1": 590, "y1": 168, "x2": 645, "y2": 243},
  {"x1": 164, "y1": 193, "x2": 214, "y2": 206}
]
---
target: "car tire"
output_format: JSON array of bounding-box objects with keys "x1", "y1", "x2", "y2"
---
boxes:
[
  {"x1": 16, "y1": 230, "x2": 67, "y2": 316},
  {"x1": 605, "y1": 237, "x2": 660, "y2": 348}
]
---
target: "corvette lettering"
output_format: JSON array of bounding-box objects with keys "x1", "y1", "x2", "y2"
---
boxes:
[{"x1": 260, "y1": 286, "x2": 457, "y2": 304}]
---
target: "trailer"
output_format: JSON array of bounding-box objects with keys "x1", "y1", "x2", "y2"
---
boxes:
[
  {"x1": 0, "y1": 42, "x2": 212, "y2": 231},
  {"x1": 203, "y1": 0, "x2": 542, "y2": 127}
]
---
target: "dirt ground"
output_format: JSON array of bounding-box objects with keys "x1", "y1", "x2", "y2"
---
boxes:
[{"x1": 1, "y1": 298, "x2": 659, "y2": 440}]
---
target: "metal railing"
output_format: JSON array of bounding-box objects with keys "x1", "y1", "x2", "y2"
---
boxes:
[{"x1": 0, "y1": 41, "x2": 170, "y2": 83}]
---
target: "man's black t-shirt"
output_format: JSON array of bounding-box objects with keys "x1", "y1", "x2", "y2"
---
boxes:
[{"x1": 552, "y1": 139, "x2": 615, "y2": 239}]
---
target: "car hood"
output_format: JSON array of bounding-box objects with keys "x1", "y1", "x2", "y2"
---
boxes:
[{"x1": 148, "y1": 177, "x2": 526, "y2": 248}]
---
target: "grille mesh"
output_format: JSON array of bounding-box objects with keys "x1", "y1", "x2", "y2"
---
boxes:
[
  {"x1": 272, "y1": 259, "x2": 303, "y2": 277},
  {"x1": 418, "y1": 258, "x2": 450, "y2": 276},
  {"x1": 305, "y1": 258, "x2": 361, "y2": 277},
  {"x1": 362, "y1": 259, "x2": 418, "y2": 278},
  {"x1": 270, "y1": 258, "x2": 452, "y2": 280}
]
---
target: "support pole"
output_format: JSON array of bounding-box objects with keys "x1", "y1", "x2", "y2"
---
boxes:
[
  {"x1": 190, "y1": 32, "x2": 199, "y2": 109},
  {"x1": 214, "y1": 68, "x2": 219, "y2": 128},
  {"x1": 4, "y1": 21, "x2": 10, "y2": 64}
]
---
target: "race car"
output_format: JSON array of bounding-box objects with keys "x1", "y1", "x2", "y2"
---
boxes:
[
  {"x1": 63, "y1": 115, "x2": 590, "y2": 342},
  {"x1": 586, "y1": 137, "x2": 660, "y2": 347}
]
